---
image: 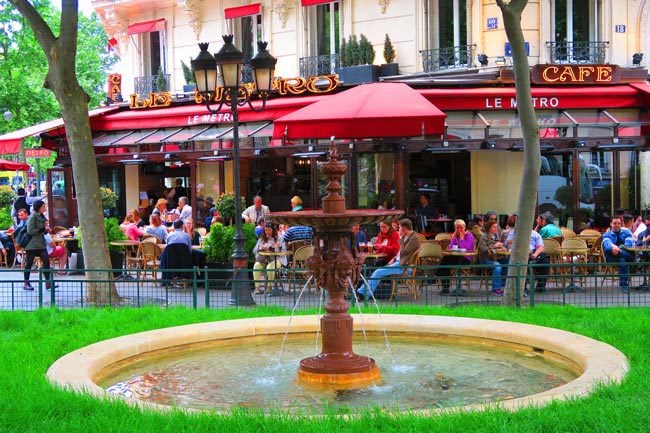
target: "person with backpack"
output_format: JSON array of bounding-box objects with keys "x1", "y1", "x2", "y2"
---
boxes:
[{"x1": 23, "y1": 200, "x2": 54, "y2": 291}]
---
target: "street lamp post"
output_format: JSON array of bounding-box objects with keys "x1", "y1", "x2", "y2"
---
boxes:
[{"x1": 192, "y1": 36, "x2": 277, "y2": 306}]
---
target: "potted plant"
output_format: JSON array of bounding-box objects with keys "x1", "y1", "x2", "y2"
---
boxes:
[
  {"x1": 336, "y1": 34, "x2": 379, "y2": 84},
  {"x1": 380, "y1": 34, "x2": 399, "y2": 77},
  {"x1": 180, "y1": 59, "x2": 196, "y2": 92},
  {"x1": 100, "y1": 186, "x2": 117, "y2": 217},
  {"x1": 213, "y1": 192, "x2": 245, "y2": 225},
  {"x1": 74, "y1": 217, "x2": 127, "y2": 276},
  {"x1": 154, "y1": 66, "x2": 168, "y2": 92},
  {"x1": 202, "y1": 222, "x2": 257, "y2": 288}
]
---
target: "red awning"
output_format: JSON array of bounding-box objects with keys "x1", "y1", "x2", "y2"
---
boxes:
[
  {"x1": 273, "y1": 82, "x2": 446, "y2": 140},
  {"x1": 91, "y1": 95, "x2": 324, "y2": 131},
  {"x1": 0, "y1": 158, "x2": 29, "y2": 171},
  {"x1": 0, "y1": 106, "x2": 119, "y2": 154},
  {"x1": 127, "y1": 18, "x2": 166, "y2": 35},
  {"x1": 419, "y1": 85, "x2": 645, "y2": 111},
  {"x1": 301, "y1": 0, "x2": 332, "y2": 6},
  {"x1": 225, "y1": 3, "x2": 261, "y2": 19},
  {"x1": 630, "y1": 82, "x2": 650, "y2": 108}
]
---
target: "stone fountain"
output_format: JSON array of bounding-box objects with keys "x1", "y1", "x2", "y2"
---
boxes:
[{"x1": 269, "y1": 140, "x2": 403, "y2": 386}]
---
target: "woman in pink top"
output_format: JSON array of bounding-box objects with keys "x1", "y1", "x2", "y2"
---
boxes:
[
  {"x1": 123, "y1": 213, "x2": 144, "y2": 241},
  {"x1": 437, "y1": 219, "x2": 475, "y2": 294}
]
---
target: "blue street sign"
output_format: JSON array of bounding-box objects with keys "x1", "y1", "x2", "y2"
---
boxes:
[
  {"x1": 487, "y1": 17, "x2": 498, "y2": 30},
  {"x1": 505, "y1": 42, "x2": 530, "y2": 57},
  {"x1": 615, "y1": 25, "x2": 626, "y2": 33}
]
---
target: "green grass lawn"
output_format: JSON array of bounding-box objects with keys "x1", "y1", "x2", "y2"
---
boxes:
[{"x1": 0, "y1": 305, "x2": 649, "y2": 433}]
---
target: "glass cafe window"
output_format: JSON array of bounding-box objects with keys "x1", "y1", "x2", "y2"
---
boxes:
[
  {"x1": 357, "y1": 153, "x2": 395, "y2": 210},
  {"x1": 196, "y1": 161, "x2": 222, "y2": 226},
  {"x1": 247, "y1": 157, "x2": 312, "y2": 212},
  {"x1": 230, "y1": 13, "x2": 263, "y2": 82}
]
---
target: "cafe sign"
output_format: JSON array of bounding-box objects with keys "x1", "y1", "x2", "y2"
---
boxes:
[{"x1": 531, "y1": 64, "x2": 621, "y2": 85}]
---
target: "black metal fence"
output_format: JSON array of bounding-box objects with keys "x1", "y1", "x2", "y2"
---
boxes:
[
  {"x1": 420, "y1": 45, "x2": 475, "y2": 73},
  {"x1": 2, "y1": 261, "x2": 649, "y2": 311},
  {"x1": 299, "y1": 53, "x2": 340, "y2": 77},
  {"x1": 546, "y1": 41, "x2": 609, "y2": 64}
]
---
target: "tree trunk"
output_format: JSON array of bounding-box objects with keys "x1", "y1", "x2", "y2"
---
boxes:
[
  {"x1": 497, "y1": 0, "x2": 541, "y2": 306},
  {"x1": 9, "y1": 0, "x2": 116, "y2": 304}
]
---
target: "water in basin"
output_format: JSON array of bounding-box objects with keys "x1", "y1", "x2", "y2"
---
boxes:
[{"x1": 101, "y1": 333, "x2": 576, "y2": 413}]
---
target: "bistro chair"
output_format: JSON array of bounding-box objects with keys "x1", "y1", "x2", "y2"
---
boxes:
[
  {"x1": 290, "y1": 245, "x2": 316, "y2": 293},
  {"x1": 417, "y1": 241, "x2": 443, "y2": 291},
  {"x1": 560, "y1": 238, "x2": 589, "y2": 289},
  {"x1": 139, "y1": 241, "x2": 162, "y2": 281},
  {"x1": 542, "y1": 237, "x2": 564, "y2": 287},
  {"x1": 389, "y1": 249, "x2": 420, "y2": 301},
  {"x1": 560, "y1": 227, "x2": 576, "y2": 240}
]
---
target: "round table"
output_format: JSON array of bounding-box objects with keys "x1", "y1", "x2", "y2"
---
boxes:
[
  {"x1": 442, "y1": 250, "x2": 477, "y2": 295},
  {"x1": 622, "y1": 246, "x2": 650, "y2": 291},
  {"x1": 109, "y1": 240, "x2": 140, "y2": 280},
  {"x1": 258, "y1": 250, "x2": 292, "y2": 296}
]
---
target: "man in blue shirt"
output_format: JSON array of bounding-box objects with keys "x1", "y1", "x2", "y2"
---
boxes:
[
  {"x1": 602, "y1": 216, "x2": 635, "y2": 291},
  {"x1": 166, "y1": 220, "x2": 192, "y2": 250},
  {"x1": 283, "y1": 225, "x2": 313, "y2": 243},
  {"x1": 506, "y1": 225, "x2": 549, "y2": 295}
]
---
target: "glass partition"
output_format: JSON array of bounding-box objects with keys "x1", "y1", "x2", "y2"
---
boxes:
[{"x1": 357, "y1": 153, "x2": 395, "y2": 209}]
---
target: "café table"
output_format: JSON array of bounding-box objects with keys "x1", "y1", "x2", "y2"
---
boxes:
[
  {"x1": 622, "y1": 246, "x2": 650, "y2": 291},
  {"x1": 109, "y1": 240, "x2": 140, "y2": 280},
  {"x1": 258, "y1": 250, "x2": 293, "y2": 296},
  {"x1": 558, "y1": 246, "x2": 589, "y2": 292},
  {"x1": 441, "y1": 250, "x2": 477, "y2": 296}
]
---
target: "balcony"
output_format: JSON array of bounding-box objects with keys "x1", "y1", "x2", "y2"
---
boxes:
[
  {"x1": 134, "y1": 74, "x2": 171, "y2": 96},
  {"x1": 299, "y1": 53, "x2": 340, "y2": 77},
  {"x1": 420, "y1": 45, "x2": 475, "y2": 73},
  {"x1": 546, "y1": 41, "x2": 609, "y2": 64}
]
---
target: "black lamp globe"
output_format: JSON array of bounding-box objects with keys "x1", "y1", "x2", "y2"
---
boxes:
[
  {"x1": 250, "y1": 41, "x2": 277, "y2": 97},
  {"x1": 214, "y1": 35, "x2": 244, "y2": 89},
  {"x1": 191, "y1": 42, "x2": 218, "y2": 95}
]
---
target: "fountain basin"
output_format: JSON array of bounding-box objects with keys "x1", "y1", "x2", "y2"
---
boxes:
[{"x1": 47, "y1": 314, "x2": 628, "y2": 415}]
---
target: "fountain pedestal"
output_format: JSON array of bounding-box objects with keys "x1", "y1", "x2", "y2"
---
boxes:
[{"x1": 269, "y1": 140, "x2": 402, "y2": 387}]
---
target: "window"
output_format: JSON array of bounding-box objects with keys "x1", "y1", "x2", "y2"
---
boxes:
[
  {"x1": 230, "y1": 13, "x2": 263, "y2": 83},
  {"x1": 305, "y1": 1, "x2": 340, "y2": 58},
  {"x1": 424, "y1": 0, "x2": 467, "y2": 51},
  {"x1": 128, "y1": 19, "x2": 168, "y2": 94},
  {"x1": 552, "y1": 0, "x2": 605, "y2": 63}
]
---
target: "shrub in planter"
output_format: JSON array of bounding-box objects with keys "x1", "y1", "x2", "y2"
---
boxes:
[
  {"x1": 380, "y1": 34, "x2": 399, "y2": 77},
  {"x1": 203, "y1": 222, "x2": 256, "y2": 289},
  {"x1": 213, "y1": 193, "x2": 245, "y2": 225},
  {"x1": 100, "y1": 187, "x2": 117, "y2": 210}
]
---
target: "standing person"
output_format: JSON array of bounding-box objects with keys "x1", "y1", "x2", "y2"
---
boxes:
[
  {"x1": 602, "y1": 216, "x2": 636, "y2": 292},
  {"x1": 242, "y1": 195, "x2": 270, "y2": 224},
  {"x1": 166, "y1": 178, "x2": 187, "y2": 209},
  {"x1": 357, "y1": 219, "x2": 420, "y2": 297},
  {"x1": 415, "y1": 193, "x2": 437, "y2": 232},
  {"x1": 12, "y1": 188, "x2": 28, "y2": 225},
  {"x1": 23, "y1": 200, "x2": 54, "y2": 291}
]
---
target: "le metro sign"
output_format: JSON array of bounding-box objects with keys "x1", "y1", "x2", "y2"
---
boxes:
[
  {"x1": 531, "y1": 64, "x2": 621, "y2": 85},
  {"x1": 24, "y1": 148, "x2": 52, "y2": 158}
]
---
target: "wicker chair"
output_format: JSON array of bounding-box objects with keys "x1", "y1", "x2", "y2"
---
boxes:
[{"x1": 390, "y1": 249, "x2": 420, "y2": 301}]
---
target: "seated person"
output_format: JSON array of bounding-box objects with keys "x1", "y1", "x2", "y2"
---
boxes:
[
  {"x1": 255, "y1": 215, "x2": 265, "y2": 238},
  {"x1": 603, "y1": 216, "x2": 635, "y2": 292},
  {"x1": 478, "y1": 221, "x2": 507, "y2": 295},
  {"x1": 535, "y1": 212, "x2": 562, "y2": 239},
  {"x1": 122, "y1": 213, "x2": 144, "y2": 241},
  {"x1": 166, "y1": 219, "x2": 192, "y2": 250},
  {"x1": 438, "y1": 219, "x2": 476, "y2": 293},
  {"x1": 372, "y1": 221, "x2": 400, "y2": 266},
  {"x1": 44, "y1": 232, "x2": 67, "y2": 271},
  {"x1": 506, "y1": 222, "x2": 549, "y2": 295},
  {"x1": 470, "y1": 215, "x2": 484, "y2": 239},
  {"x1": 351, "y1": 224, "x2": 368, "y2": 250},
  {"x1": 283, "y1": 224, "x2": 313, "y2": 244},
  {"x1": 252, "y1": 224, "x2": 287, "y2": 294},
  {"x1": 0, "y1": 231, "x2": 15, "y2": 265},
  {"x1": 145, "y1": 213, "x2": 168, "y2": 243},
  {"x1": 358, "y1": 219, "x2": 420, "y2": 297}
]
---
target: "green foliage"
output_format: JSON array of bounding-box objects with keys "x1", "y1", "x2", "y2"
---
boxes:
[
  {"x1": 104, "y1": 217, "x2": 127, "y2": 252},
  {"x1": 383, "y1": 34, "x2": 396, "y2": 63},
  {"x1": 346, "y1": 35, "x2": 360, "y2": 66},
  {"x1": 0, "y1": 206, "x2": 13, "y2": 230},
  {"x1": 339, "y1": 38, "x2": 348, "y2": 67},
  {"x1": 0, "y1": 4, "x2": 114, "y2": 135},
  {"x1": 213, "y1": 192, "x2": 245, "y2": 223},
  {"x1": 0, "y1": 185, "x2": 15, "y2": 208},
  {"x1": 180, "y1": 59, "x2": 195, "y2": 84},
  {"x1": 99, "y1": 187, "x2": 117, "y2": 209},
  {"x1": 203, "y1": 222, "x2": 256, "y2": 263},
  {"x1": 155, "y1": 66, "x2": 168, "y2": 91},
  {"x1": 358, "y1": 34, "x2": 375, "y2": 65}
]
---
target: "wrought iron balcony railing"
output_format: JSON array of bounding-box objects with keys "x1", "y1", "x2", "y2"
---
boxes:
[
  {"x1": 420, "y1": 45, "x2": 475, "y2": 73},
  {"x1": 299, "y1": 53, "x2": 340, "y2": 77},
  {"x1": 546, "y1": 41, "x2": 609, "y2": 64},
  {"x1": 134, "y1": 74, "x2": 171, "y2": 96}
]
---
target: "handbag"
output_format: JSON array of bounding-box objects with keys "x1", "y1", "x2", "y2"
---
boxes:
[{"x1": 488, "y1": 248, "x2": 498, "y2": 261}]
